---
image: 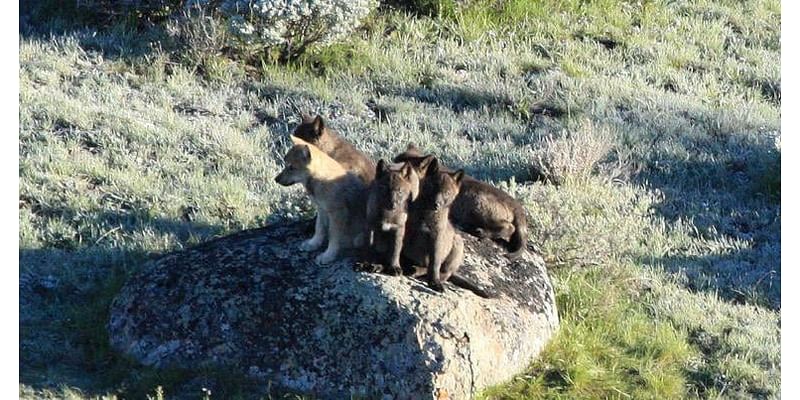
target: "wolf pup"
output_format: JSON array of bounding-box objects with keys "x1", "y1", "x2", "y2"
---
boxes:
[
  {"x1": 366, "y1": 159, "x2": 420, "y2": 276},
  {"x1": 401, "y1": 158, "x2": 494, "y2": 298},
  {"x1": 274, "y1": 136, "x2": 367, "y2": 264},
  {"x1": 291, "y1": 114, "x2": 376, "y2": 184},
  {"x1": 394, "y1": 144, "x2": 529, "y2": 257}
]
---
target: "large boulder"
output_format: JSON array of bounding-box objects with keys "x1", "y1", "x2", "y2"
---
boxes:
[{"x1": 108, "y1": 220, "x2": 559, "y2": 399}]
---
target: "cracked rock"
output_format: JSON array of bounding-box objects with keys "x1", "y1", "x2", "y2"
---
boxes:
[{"x1": 108, "y1": 220, "x2": 559, "y2": 399}]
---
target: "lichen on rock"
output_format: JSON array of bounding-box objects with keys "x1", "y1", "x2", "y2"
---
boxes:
[{"x1": 108, "y1": 220, "x2": 558, "y2": 399}]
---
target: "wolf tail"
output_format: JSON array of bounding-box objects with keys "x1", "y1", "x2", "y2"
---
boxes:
[
  {"x1": 507, "y1": 205, "x2": 528, "y2": 258},
  {"x1": 448, "y1": 274, "x2": 497, "y2": 299}
]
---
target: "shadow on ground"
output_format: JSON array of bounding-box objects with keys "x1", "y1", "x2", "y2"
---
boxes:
[
  {"x1": 628, "y1": 113, "x2": 780, "y2": 308},
  {"x1": 19, "y1": 207, "x2": 239, "y2": 398},
  {"x1": 20, "y1": 0, "x2": 164, "y2": 63},
  {"x1": 383, "y1": 84, "x2": 514, "y2": 114}
]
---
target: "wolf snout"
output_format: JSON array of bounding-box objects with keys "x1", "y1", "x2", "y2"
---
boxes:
[{"x1": 274, "y1": 172, "x2": 289, "y2": 186}]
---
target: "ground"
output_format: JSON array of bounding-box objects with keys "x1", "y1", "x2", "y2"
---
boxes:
[{"x1": 20, "y1": 0, "x2": 780, "y2": 398}]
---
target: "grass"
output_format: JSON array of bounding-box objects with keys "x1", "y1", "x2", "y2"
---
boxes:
[
  {"x1": 479, "y1": 265, "x2": 694, "y2": 399},
  {"x1": 20, "y1": 0, "x2": 779, "y2": 398}
]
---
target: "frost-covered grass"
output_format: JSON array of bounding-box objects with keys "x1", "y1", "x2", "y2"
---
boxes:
[{"x1": 20, "y1": 0, "x2": 779, "y2": 398}]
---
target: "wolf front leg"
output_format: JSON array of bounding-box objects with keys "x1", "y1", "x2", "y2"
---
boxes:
[
  {"x1": 301, "y1": 211, "x2": 328, "y2": 252},
  {"x1": 439, "y1": 235, "x2": 465, "y2": 283},
  {"x1": 316, "y1": 211, "x2": 345, "y2": 264},
  {"x1": 385, "y1": 213, "x2": 407, "y2": 275},
  {"x1": 386, "y1": 226, "x2": 405, "y2": 276},
  {"x1": 427, "y1": 241, "x2": 446, "y2": 293}
]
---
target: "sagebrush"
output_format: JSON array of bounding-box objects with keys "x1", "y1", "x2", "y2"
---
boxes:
[{"x1": 218, "y1": 0, "x2": 377, "y2": 61}]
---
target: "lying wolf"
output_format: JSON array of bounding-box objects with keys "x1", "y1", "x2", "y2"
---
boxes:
[
  {"x1": 274, "y1": 136, "x2": 367, "y2": 264},
  {"x1": 394, "y1": 144, "x2": 528, "y2": 257}
]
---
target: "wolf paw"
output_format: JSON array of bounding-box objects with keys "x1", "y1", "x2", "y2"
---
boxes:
[
  {"x1": 429, "y1": 281, "x2": 445, "y2": 293},
  {"x1": 387, "y1": 264, "x2": 403, "y2": 276},
  {"x1": 315, "y1": 250, "x2": 338, "y2": 265},
  {"x1": 300, "y1": 238, "x2": 323, "y2": 252}
]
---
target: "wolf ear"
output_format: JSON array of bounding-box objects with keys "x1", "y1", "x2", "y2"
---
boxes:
[
  {"x1": 400, "y1": 162, "x2": 413, "y2": 177},
  {"x1": 312, "y1": 115, "x2": 325, "y2": 133},
  {"x1": 406, "y1": 164, "x2": 420, "y2": 201},
  {"x1": 418, "y1": 155, "x2": 437, "y2": 177},
  {"x1": 452, "y1": 169, "x2": 465, "y2": 185},
  {"x1": 405, "y1": 143, "x2": 422, "y2": 156},
  {"x1": 376, "y1": 159, "x2": 389, "y2": 177}
]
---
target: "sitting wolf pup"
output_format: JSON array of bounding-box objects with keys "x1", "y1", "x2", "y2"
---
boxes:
[
  {"x1": 291, "y1": 114, "x2": 376, "y2": 184},
  {"x1": 274, "y1": 136, "x2": 367, "y2": 264},
  {"x1": 401, "y1": 157, "x2": 494, "y2": 298},
  {"x1": 366, "y1": 159, "x2": 420, "y2": 276},
  {"x1": 394, "y1": 144, "x2": 529, "y2": 257}
]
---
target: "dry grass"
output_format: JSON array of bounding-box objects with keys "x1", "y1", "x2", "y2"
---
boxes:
[
  {"x1": 529, "y1": 120, "x2": 626, "y2": 185},
  {"x1": 20, "y1": 0, "x2": 780, "y2": 398}
]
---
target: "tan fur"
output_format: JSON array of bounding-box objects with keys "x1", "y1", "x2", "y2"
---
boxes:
[
  {"x1": 275, "y1": 139, "x2": 367, "y2": 265},
  {"x1": 395, "y1": 144, "x2": 528, "y2": 256},
  {"x1": 292, "y1": 114, "x2": 376, "y2": 184},
  {"x1": 289, "y1": 135, "x2": 349, "y2": 179},
  {"x1": 365, "y1": 160, "x2": 419, "y2": 275}
]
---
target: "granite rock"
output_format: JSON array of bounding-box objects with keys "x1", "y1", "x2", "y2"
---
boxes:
[{"x1": 108, "y1": 220, "x2": 558, "y2": 399}]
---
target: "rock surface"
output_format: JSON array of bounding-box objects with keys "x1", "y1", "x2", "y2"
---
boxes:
[{"x1": 108, "y1": 220, "x2": 559, "y2": 399}]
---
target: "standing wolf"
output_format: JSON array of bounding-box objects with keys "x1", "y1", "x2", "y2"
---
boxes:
[{"x1": 274, "y1": 136, "x2": 367, "y2": 264}]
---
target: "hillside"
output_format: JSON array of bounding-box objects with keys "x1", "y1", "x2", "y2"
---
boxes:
[{"x1": 20, "y1": 0, "x2": 780, "y2": 398}]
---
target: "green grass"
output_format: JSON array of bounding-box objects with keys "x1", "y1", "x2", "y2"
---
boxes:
[
  {"x1": 480, "y1": 265, "x2": 694, "y2": 399},
  {"x1": 20, "y1": 0, "x2": 779, "y2": 398}
]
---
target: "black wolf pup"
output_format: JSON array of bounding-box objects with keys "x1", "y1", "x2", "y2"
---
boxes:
[
  {"x1": 402, "y1": 158, "x2": 494, "y2": 298},
  {"x1": 395, "y1": 144, "x2": 528, "y2": 257},
  {"x1": 365, "y1": 160, "x2": 420, "y2": 276}
]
